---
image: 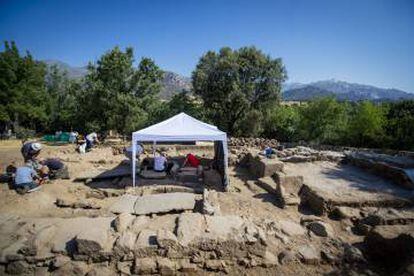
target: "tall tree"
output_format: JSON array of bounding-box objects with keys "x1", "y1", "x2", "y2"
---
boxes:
[
  {"x1": 386, "y1": 100, "x2": 414, "y2": 150},
  {"x1": 81, "y1": 47, "x2": 162, "y2": 134},
  {"x1": 192, "y1": 46, "x2": 286, "y2": 135},
  {"x1": 348, "y1": 101, "x2": 386, "y2": 147},
  {"x1": 0, "y1": 41, "x2": 48, "y2": 132}
]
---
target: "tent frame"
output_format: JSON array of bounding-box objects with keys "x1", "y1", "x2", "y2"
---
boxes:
[{"x1": 131, "y1": 113, "x2": 229, "y2": 188}]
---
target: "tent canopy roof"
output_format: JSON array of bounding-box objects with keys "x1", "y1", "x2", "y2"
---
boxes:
[{"x1": 132, "y1": 112, "x2": 226, "y2": 141}]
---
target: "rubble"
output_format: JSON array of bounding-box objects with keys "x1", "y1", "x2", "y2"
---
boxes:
[{"x1": 228, "y1": 137, "x2": 278, "y2": 148}]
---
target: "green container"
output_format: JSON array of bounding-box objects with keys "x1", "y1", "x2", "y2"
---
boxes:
[
  {"x1": 43, "y1": 135, "x2": 56, "y2": 142},
  {"x1": 59, "y1": 132, "x2": 70, "y2": 142}
]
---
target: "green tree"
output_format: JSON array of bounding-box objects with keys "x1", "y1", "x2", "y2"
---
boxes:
[
  {"x1": 299, "y1": 97, "x2": 349, "y2": 144},
  {"x1": 0, "y1": 41, "x2": 48, "y2": 132},
  {"x1": 81, "y1": 47, "x2": 162, "y2": 134},
  {"x1": 348, "y1": 101, "x2": 386, "y2": 147},
  {"x1": 263, "y1": 105, "x2": 301, "y2": 142},
  {"x1": 192, "y1": 46, "x2": 287, "y2": 135},
  {"x1": 166, "y1": 90, "x2": 205, "y2": 119},
  {"x1": 386, "y1": 100, "x2": 414, "y2": 150}
]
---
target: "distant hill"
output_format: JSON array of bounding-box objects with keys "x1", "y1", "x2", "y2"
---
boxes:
[
  {"x1": 160, "y1": 71, "x2": 192, "y2": 99},
  {"x1": 283, "y1": 79, "x2": 414, "y2": 101},
  {"x1": 43, "y1": 59, "x2": 88, "y2": 79},
  {"x1": 43, "y1": 60, "x2": 191, "y2": 99}
]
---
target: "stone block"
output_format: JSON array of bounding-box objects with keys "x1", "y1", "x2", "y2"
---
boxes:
[
  {"x1": 110, "y1": 195, "x2": 138, "y2": 214},
  {"x1": 176, "y1": 213, "x2": 204, "y2": 246},
  {"x1": 156, "y1": 229, "x2": 178, "y2": 249},
  {"x1": 133, "y1": 193, "x2": 196, "y2": 215},
  {"x1": 134, "y1": 258, "x2": 157, "y2": 274},
  {"x1": 157, "y1": 258, "x2": 177, "y2": 275},
  {"x1": 249, "y1": 156, "x2": 284, "y2": 178},
  {"x1": 113, "y1": 213, "x2": 135, "y2": 233}
]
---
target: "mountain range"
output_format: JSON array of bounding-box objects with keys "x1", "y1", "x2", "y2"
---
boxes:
[
  {"x1": 282, "y1": 79, "x2": 414, "y2": 101},
  {"x1": 43, "y1": 60, "x2": 191, "y2": 99},
  {"x1": 44, "y1": 60, "x2": 413, "y2": 101}
]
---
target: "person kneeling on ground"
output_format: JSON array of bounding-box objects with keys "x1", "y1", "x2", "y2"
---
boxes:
[
  {"x1": 85, "y1": 132, "x2": 99, "y2": 151},
  {"x1": 13, "y1": 163, "x2": 45, "y2": 194}
]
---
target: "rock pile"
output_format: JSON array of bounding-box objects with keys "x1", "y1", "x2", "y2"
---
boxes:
[
  {"x1": 278, "y1": 146, "x2": 344, "y2": 163},
  {"x1": 228, "y1": 137, "x2": 278, "y2": 148}
]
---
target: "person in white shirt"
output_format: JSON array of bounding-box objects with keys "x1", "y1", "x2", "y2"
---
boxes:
[
  {"x1": 154, "y1": 153, "x2": 167, "y2": 172},
  {"x1": 85, "y1": 132, "x2": 99, "y2": 151},
  {"x1": 69, "y1": 131, "x2": 78, "y2": 143}
]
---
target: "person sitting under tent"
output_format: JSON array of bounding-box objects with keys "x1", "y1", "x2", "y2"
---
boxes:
[
  {"x1": 154, "y1": 152, "x2": 174, "y2": 174},
  {"x1": 85, "y1": 132, "x2": 99, "y2": 151},
  {"x1": 182, "y1": 153, "x2": 201, "y2": 168}
]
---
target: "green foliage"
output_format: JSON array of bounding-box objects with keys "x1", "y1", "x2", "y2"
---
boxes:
[
  {"x1": 192, "y1": 46, "x2": 287, "y2": 134},
  {"x1": 263, "y1": 105, "x2": 300, "y2": 142},
  {"x1": 299, "y1": 97, "x2": 349, "y2": 144},
  {"x1": 347, "y1": 101, "x2": 386, "y2": 147},
  {"x1": 0, "y1": 41, "x2": 49, "y2": 132},
  {"x1": 1, "y1": 42, "x2": 413, "y2": 151},
  {"x1": 386, "y1": 100, "x2": 414, "y2": 150},
  {"x1": 80, "y1": 47, "x2": 163, "y2": 134}
]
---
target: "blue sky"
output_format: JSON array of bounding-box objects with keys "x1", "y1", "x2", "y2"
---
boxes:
[{"x1": 1, "y1": 0, "x2": 413, "y2": 91}]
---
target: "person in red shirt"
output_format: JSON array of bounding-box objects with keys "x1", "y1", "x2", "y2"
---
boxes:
[{"x1": 182, "y1": 153, "x2": 200, "y2": 167}]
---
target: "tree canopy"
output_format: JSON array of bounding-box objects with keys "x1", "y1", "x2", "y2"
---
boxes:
[
  {"x1": 192, "y1": 46, "x2": 287, "y2": 135},
  {"x1": 1, "y1": 42, "x2": 413, "y2": 150}
]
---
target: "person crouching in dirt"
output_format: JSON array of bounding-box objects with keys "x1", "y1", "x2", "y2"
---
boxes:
[
  {"x1": 20, "y1": 141, "x2": 46, "y2": 172},
  {"x1": 11, "y1": 163, "x2": 47, "y2": 194},
  {"x1": 21, "y1": 141, "x2": 42, "y2": 162},
  {"x1": 85, "y1": 132, "x2": 100, "y2": 152}
]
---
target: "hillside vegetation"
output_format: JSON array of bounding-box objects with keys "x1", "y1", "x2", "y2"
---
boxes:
[{"x1": 1, "y1": 41, "x2": 413, "y2": 150}]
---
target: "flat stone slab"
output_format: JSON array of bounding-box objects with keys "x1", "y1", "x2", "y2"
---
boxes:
[
  {"x1": 285, "y1": 161, "x2": 414, "y2": 207},
  {"x1": 133, "y1": 193, "x2": 196, "y2": 215},
  {"x1": 110, "y1": 195, "x2": 139, "y2": 214}
]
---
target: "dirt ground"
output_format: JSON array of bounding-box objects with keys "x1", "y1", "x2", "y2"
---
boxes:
[{"x1": 0, "y1": 140, "x2": 413, "y2": 275}]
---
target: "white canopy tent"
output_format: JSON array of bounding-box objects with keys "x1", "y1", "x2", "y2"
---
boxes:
[{"x1": 131, "y1": 112, "x2": 229, "y2": 188}]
